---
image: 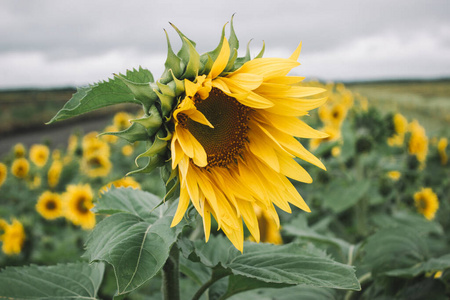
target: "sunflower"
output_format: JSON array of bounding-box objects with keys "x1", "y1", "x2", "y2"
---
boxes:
[
  {"x1": 0, "y1": 219, "x2": 26, "y2": 255},
  {"x1": 101, "y1": 125, "x2": 119, "y2": 144},
  {"x1": 122, "y1": 145, "x2": 134, "y2": 156},
  {"x1": 81, "y1": 153, "x2": 112, "y2": 178},
  {"x1": 67, "y1": 134, "x2": 79, "y2": 155},
  {"x1": 387, "y1": 170, "x2": 401, "y2": 181},
  {"x1": 437, "y1": 137, "x2": 448, "y2": 165},
  {"x1": 414, "y1": 187, "x2": 439, "y2": 220},
  {"x1": 0, "y1": 162, "x2": 7, "y2": 188},
  {"x1": 113, "y1": 112, "x2": 132, "y2": 131},
  {"x1": 309, "y1": 125, "x2": 341, "y2": 151},
  {"x1": 408, "y1": 120, "x2": 428, "y2": 165},
  {"x1": 100, "y1": 176, "x2": 141, "y2": 194},
  {"x1": 13, "y1": 143, "x2": 26, "y2": 158},
  {"x1": 48, "y1": 160, "x2": 63, "y2": 188},
  {"x1": 29, "y1": 144, "x2": 50, "y2": 167},
  {"x1": 63, "y1": 184, "x2": 96, "y2": 230},
  {"x1": 252, "y1": 205, "x2": 282, "y2": 244},
  {"x1": 329, "y1": 103, "x2": 347, "y2": 127},
  {"x1": 387, "y1": 113, "x2": 408, "y2": 147},
  {"x1": 11, "y1": 158, "x2": 30, "y2": 179},
  {"x1": 27, "y1": 175, "x2": 41, "y2": 190},
  {"x1": 168, "y1": 37, "x2": 327, "y2": 251},
  {"x1": 82, "y1": 132, "x2": 111, "y2": 158},
  {"x1": 36, "y1": 191, "x2": 63, "y2": 220}
]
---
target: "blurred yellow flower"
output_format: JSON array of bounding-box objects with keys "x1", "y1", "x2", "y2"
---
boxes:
[
  {"x1": 387, "y1": 134, "x2": 404, "y2": 147},
  {"x1": 414, "y1": 187, "x2": 439, "y2": 221},
  {"x1": 329, "y1": 103, "x2": 347, "y2": 126},
  {"x1": 437, "y1": 137, "x2": 448, "y2": 165},
  {"x1": 82, "y1": 132, "x2": 110, "y2": 158},
  {"x1": 48, "y1": 160, "x2": 63, "y2": 188},
  {"x1": 331, "y1": 146, "x2": 341, "y2": 157},
  {"x1": 309, "y1": 125, "x2": 339, "y2": 151},
  {"x1": 121, "y1": 145, "x2": 134, "y2": 157},
  {"x1": 67, "y1": 134, "x2": 79, "y2": 155},
  {"x1": 101, "y1": 125, "x2": 119, "y2": 144},
  {"x1": 393, "y1": 113, "x2": 408, "y2": 135},
  {"x1": 64, "y1": 184, "x2": 96, "y2": 230},
  {"x1": 52, "y1": 149, "x2": 61, "y2": 161},
  {"x1": 0, "y1": 162, "x2": 7, "y2": 188},
  {"x1": 11, "y1": 158, "x2": 30, "y2": 179},
  {"x1": 408, "y1": 120, "x2": 428, "y2": 166},
  {"x1": 28, "y1": 175, "x2": 41, "y2": 190},
  {"x1": 253, "y1": 205, "x2": 282, "y2": 244},
  {"x1": 0, "y1": 219, "x2": 26, "y2": 255},
  {"x1": 100, "y1": 176, "x2": 141, "y2": 194},
  {"x1": 434, "y1": 271, "x2": 443, "y2": 279},
  {"x1": 113, "y1": 112, "x2": 132, "y2": 131},
  {"x1": 81, "y1": 154, "x2": 112, "y2": 178},
  {"x1": 13, "y1": 143, "x2": 26, "y2": 158},
  {"x1": 29, "y1": 144, "x2": 50, "y2": 167},
  {"x1": 36, "y1": 191, "x2": 63, "y2": 220},
  {"x1": 387, "y1": 171, "x2": 401, "y2": 181}
]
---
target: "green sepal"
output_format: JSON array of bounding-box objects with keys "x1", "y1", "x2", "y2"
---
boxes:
[
  {"x1": 200, "y1": 54, "x2": 214, "y2": 77},
  {"x1": 161, "y1": 29, "x2": 183, "y2": 80},
  {"x1": 98, "y1": 122, "x2": 149, "y2": 143},
  {"x1": 170, "y1": 22, "x2": 196, "y2": 60},
  {"x1": 161, "y1": 163, "x2": 180, "y2": 201},
  {"x1": 169, "y1": 70, "x2": 185, "y2": 96},
  {"x1": 127, "y1": 154, "x2": 165, "y2": 176},
  {"x1": 157, "y1": 81, "x2": 176, "y2": 97},
  {"x1": 234, "y1": 39, "x2": 252, "y2": 69},
  {"x1": 228, "y1": 14, "x2": 239, "y2": 54},
  {"x1": 224, "y1": 48, "x2": 238, "y2": 73},
  {"x1": 131, "y1": 105, "x2": 163, "y2": 137},
  {"x1": 114, "y1": 72, "x2": 158, "y2": 111},
  {"x1": 255, "y1": 41, "x2": 266, "y2": 58},
  {"x1": 154, "y1": 88, "x2": 176, "y2": 118},
  {"x1": 135, "y1": 133, "x2": 168, "y2": 164},
  {"x1": 180, "y1": 37, "x2": 200, "y2": 79}
]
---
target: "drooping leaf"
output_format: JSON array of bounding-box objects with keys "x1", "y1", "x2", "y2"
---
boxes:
[
  {"x1": 85, "y1": 188, "x2": 185, "y2": 296},
  {"x1": 322, "y1": 179, "x2": 371, "y2": 213},
  {"x1": 227, "y1": 285, "x2": 337, "y2": 300},
  {"x1": 0, "y1": 262, "x2": 104, "y2": 300}
]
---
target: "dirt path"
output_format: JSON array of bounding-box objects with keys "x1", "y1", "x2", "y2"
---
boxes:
[{"x1": 0, "y1": 116, "x2": 111, "y2": 156}]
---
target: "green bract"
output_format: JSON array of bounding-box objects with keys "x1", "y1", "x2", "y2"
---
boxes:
[{"x1": 48, "y1": 16, "x2": 265, "y2": 194}]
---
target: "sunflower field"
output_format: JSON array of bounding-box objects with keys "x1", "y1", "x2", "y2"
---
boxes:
[{"x1": 1, "y1": 19, "x2": 449, "y2": 300}]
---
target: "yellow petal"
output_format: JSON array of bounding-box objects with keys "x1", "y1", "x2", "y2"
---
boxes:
[
  {"x1": 289, "y1": 42, "x2": 302, "y2": 61},
  {"x1": 209, "y1": 37, "x2": 230, "y2": 79},
  {"x1": 259, "y1": 112, "x2": 329, "y2": 138},
  {"x1": 171, "y1": 186, "x2": 190, "y2": 227},
  {"x1": 235, "y1": 58, "x2": 300, "y2": 79},
  {"x1": 224, "y1": 73, "x2": 263, "y2": 90},
  {"x1": 238, "y1": 200, "x2": 260, "y2": 243},
  {"x1": 278, "y1": 152, "x2": 313, "y2": 183},
  {"x1": 203, "y1": 201, "x2": 212, "y2": 242}
]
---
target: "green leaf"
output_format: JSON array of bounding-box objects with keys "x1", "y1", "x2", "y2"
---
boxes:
[
  {"x1": 322, "y1": 179, "x2": 371, "y2": 213},
  {"x1": 385, "y1": 254, "x2": 450, "y2": 278},
  {"x1": 0, "y1": 262, "x2": 104, "y2": 299},
  {"x1": 228, "y1": 243, "x2": 360, "y2": 290},
  {"x1": 48, "y1": 68, "x2": 154, "y2": 124},
  {"x1": 283, "y1": 215, "x2": 355, "y2": 263},
  {"x1": 184, "y1": 236, "x2": 360, "y2": 292},
  {"x1": 99, "y1": 122, "x2": 149, "y2": 143},
  {"x1": 85, "y1": 188, "x2": 184, "y2": 296},
  {"x1": 222, "y1": 275, "x2": 291, "y2": 299},
  {"x1": 227, "y1": 285, "x2": 337, "y2": 300},
  {"x1": 363, "y1": 227, "x2": 428, "y2": 275}
]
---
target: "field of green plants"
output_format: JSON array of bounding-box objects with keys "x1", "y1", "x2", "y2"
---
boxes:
[{"x1": 0, "y1": 80, "x2": 449, "y2": 299}]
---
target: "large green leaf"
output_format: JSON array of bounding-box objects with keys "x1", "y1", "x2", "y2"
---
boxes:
[
  {"x1": 183, "y1": 235, "x2": 360, "y2": 293},
  {"x1": 227, "y1": 285, "x2": 337, "y2": 300},
  {"x1": 85, "y1": 188, "x2": 184, "y2": 296},
  {"x1": 363, "y1": 226, "x2": 428, "y2": 275},
  {"x1": 0, "y1": 262, "x2": 104, "y2": 300},
  {"x1": 48, "y1": 67, "x2": 154, "y2": 124}
]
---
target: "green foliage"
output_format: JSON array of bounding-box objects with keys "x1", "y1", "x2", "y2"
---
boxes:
[
  {"x1": 85, "y1": 188, "x2": 185, "y2": 296},
  {"x1": 0, "y1": 262, "x2": 104, "y2": 299}
]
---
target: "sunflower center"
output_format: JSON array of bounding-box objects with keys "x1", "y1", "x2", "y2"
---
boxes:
[
  {"x1": 76, "y1": 197, "x2": 89, "y2": 214},
  {"x1": 180, "y1": 87, "x2": 251, "y2": 168},
  {"x1": 46, "y1": 200, "x2": 57, "y2": 210}
]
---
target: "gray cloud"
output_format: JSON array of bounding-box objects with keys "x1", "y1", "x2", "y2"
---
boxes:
[{"x1": 0, "y1": 0, "x2": 449, "y2": 87}]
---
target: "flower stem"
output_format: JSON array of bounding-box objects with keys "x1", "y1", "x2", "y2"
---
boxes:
[
  {"x1": 191, "y1": 272, "x2": 229, "y2": 300},
  {"x1": 162, "y1": 246, "x2": 180, "y2": 300}
]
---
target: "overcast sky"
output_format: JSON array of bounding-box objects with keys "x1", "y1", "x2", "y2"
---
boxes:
[{"x1": 1, "y1": 0, "x2": 449, "y2": 89}]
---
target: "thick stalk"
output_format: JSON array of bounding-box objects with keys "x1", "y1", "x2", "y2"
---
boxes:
[{"x1": 162, "y1": 246, "x2": 180, "y2": 300}]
